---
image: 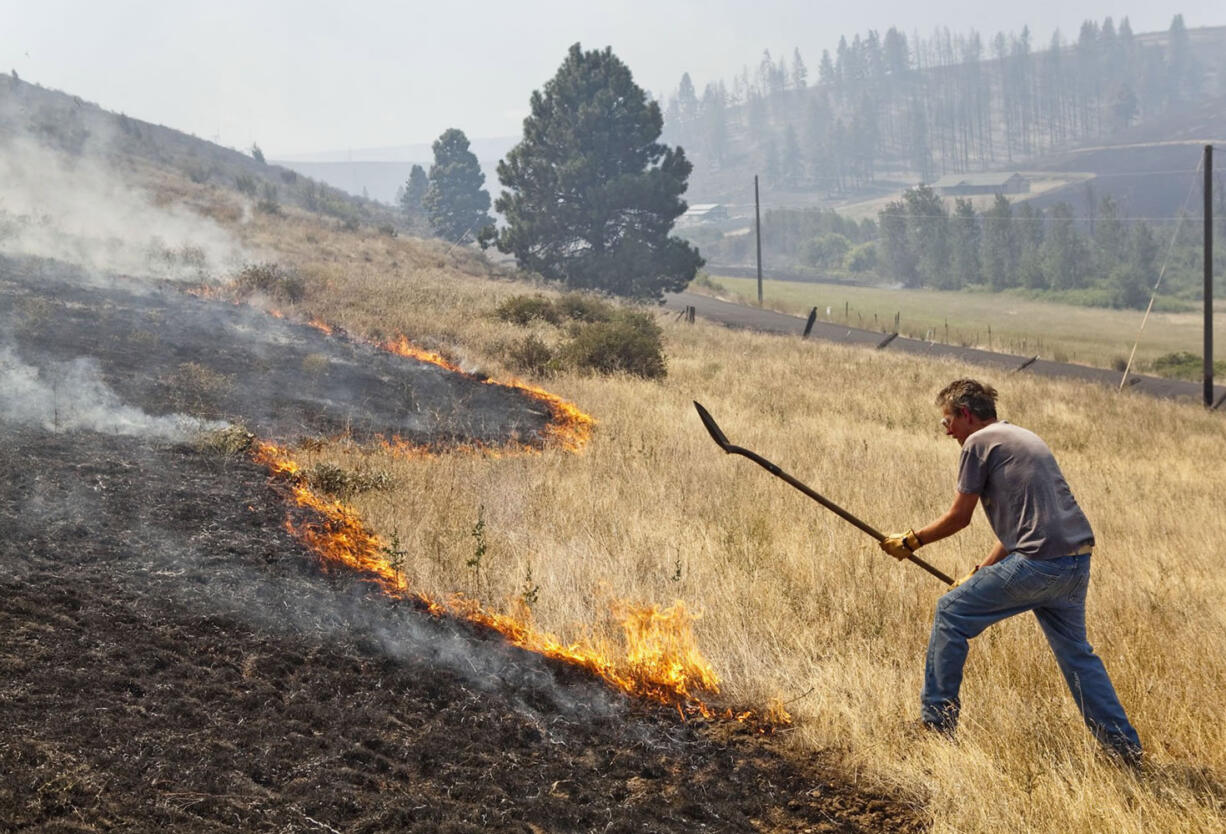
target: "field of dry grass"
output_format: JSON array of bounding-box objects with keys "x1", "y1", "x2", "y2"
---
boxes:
[{"x1": 221, "y1": 202, "x2": 1226, "y2": 833}]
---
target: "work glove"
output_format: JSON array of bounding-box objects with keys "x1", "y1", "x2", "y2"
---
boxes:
[
  {"x1": 880, "y1": 529, "x2": 922, "y2": 560},
  {"x1": 950, "y1": 565, "x2": 980, "y2": 589}
]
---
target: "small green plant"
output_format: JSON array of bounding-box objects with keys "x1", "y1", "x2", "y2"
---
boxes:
[
  {"x1": 519, "y1": 563, "x2": 540, "y2": 607},
  {"x1": 468, "y1": 504, "x2": 487, "y2": 575},
  {"x1": 380, "y1": 528, "x2": 408, "y2": 580}
]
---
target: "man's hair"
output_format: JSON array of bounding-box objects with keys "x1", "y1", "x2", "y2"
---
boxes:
[{"x1": 936, "y1": 379, "x2": 998, "y2": 420}]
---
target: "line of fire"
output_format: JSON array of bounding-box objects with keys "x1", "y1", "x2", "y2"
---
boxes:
[{"x1": 240, "y1": 307, "x2": 789, "y2": 729}]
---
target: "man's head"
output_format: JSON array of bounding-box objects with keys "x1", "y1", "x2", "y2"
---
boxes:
[{"x1": 935, "y1": 379, "x2": 998, "y2": 445}]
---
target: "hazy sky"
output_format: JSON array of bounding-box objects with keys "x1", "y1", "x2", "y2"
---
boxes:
[{"x1": 3, "y1": 1, "x2": 1223, "y2": 157}]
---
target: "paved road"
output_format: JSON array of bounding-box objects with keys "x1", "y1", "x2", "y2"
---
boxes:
[{"x1": 665, "y1": 291, "x2": 1225, "y2": 408}]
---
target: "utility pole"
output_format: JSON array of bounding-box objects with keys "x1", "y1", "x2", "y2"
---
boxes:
[
  {"x1": 1205, "y1": 145, "x2": 1214, "y2": 408},
  {"x1": 754, "y1": 175, "x2": 763, "y2": 305}
]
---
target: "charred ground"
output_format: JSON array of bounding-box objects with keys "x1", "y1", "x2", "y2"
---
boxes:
[{"x1": 0, "y1": 257, "x2": 925, "y2": 832}]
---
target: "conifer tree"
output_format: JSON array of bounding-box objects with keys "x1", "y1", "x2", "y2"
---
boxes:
[
  {"x1": 491, "y1": 44, "x2": 702, "y2": 300},
  {"x1": 424, "y1": 129, "x2": 492, "y2": 243}
]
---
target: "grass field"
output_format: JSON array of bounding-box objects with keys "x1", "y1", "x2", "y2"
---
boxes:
[
  {"x1": 207, "y1": 196, "x2": 1226, "y2": 833},
  {"x1": 702, "y1": 273, "x2": 1223, "y2": 376}
]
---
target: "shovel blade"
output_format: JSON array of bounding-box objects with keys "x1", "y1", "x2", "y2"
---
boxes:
[{"x1": 693, "y1": 401, "x2": 731, "y2": 450}]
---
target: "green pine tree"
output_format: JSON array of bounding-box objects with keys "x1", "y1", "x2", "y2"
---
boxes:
[
  {"x1": 424, "y1": 129, "x2": 492, "y2": 243},
  {"x1": 491, "y1": 44, "x2": 703, "y2": 300},
  {"x1": 399, "y1": 164, "x2": 428, "y2": 222}
]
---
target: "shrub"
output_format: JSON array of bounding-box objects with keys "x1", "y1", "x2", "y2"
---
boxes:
[
  {"x1": 496, "y1": 295, "x2": 560, "y2": 326},
  {"x1": 235, "y1": 174, "x2": 259, "y2": 196},
  {"x1": 506, "y1": 334, "x2": 557, "y2": 376},
  {"x1": 234, "y1": 262, "x2": 305, "y2": 302},
  {"x1": 256, "y1": 183, "x2": 282, "y2": 216},
  {"x1": 194, "y1": 424, "x2": 254, "y2": 457},
  {"x1": 1148, "y1": 351, "x2": 1226, "y2": 380},
  {"x1": 555, "y1": 292, "x2": 614, "y2": 322},
  {"x1": 560, "y1": 310, "x2": 666, "y2": 379}
]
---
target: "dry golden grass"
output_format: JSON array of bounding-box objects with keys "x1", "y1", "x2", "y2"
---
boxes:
[{"x1": 228, "y1": 205, "x2": 1226, "y2": 832}]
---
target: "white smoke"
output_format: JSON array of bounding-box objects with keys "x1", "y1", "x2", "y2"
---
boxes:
[
  {"x1": 0, "y1": 136, "x2": 247, "y2": 282},
  {"x1": 0, "y1": 347, "x2": 228, "y2": 439}
]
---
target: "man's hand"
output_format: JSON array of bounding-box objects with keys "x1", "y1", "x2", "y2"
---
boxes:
[
  {"x1": 880, "y1": 529, "x2": 922, "y2": 560},
  {"x1": 950, "y1": 565, "x2": 980, "y2": 588}
]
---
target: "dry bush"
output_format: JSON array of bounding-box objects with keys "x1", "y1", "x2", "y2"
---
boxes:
[
  {"x1": 228, "y1": 203, "x2": 1226, "y2": 834},
  {"x1": 194, "y1": 424, "x2": 254, "y2": 457},
  {"x1": 233, "y1": 262, "x2": 305, "y2": 303}
]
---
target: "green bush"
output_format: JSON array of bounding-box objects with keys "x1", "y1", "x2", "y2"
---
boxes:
[
  {"x1": 560, "y1": 310, "x2": 666, "y2": 379},
  {"x1": 1148, "y1": 351, "x2": 1226, "y2": 381},
  {"x1": 506, "y1": 334, "x2": 557, "y2": 376},
  {"x1": 496, "y1": 295, "x2": 560, "y2": 325},
  {"x1": 555, "y1": 292, "x2": 614, "y2": 322}
]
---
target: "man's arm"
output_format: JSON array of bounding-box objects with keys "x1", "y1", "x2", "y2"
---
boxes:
[
  {"x1": 915, "y1": 491, "x2": 979, "y2": 547},
  {"x1": 880, "y1": 491, "x2": 979, "y2": 561}
]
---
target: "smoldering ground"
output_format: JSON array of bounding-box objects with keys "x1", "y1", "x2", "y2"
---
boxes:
[{"x1": 0, "y1": 253, "x2": 553, "y2": 444}]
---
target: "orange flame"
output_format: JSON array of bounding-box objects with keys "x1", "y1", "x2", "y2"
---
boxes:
[
  {"x1": 251, "y1": 441, "x2": 785, "y2": 726},
  {"x1": 376, "y1": 334, "x2": 594, "y2": 452},
  {"x1": 237, "y1": 305, "x2": 779, "y2": 726}
]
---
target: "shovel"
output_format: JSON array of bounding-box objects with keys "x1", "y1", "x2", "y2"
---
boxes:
[{"x1": 694, "y1": 401, "x2": 954, "y2": 585}]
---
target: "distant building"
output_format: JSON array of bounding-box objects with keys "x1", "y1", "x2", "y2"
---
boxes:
[
  {"x1": 931, "y1": 172, "x2": 1030, "y2": 196},
  {"x1": 682, "y1": 203, "x2": 729, "y2": 222}
]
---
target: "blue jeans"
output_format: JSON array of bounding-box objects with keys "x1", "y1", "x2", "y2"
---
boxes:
[{"x1": 922, "y1": 553, "x2": 1141, "y2": 758}]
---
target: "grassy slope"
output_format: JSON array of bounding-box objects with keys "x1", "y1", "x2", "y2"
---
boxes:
[
  {"x1": 164, "y1": 171, "x2": 1226, "y2": 832},
  {"x1": 702, "y1": 273, "x2": 1224, "y2": 374}
]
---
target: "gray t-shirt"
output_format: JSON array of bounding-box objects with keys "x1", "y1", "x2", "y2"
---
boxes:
[{"x1": 956, "y1": 421, "x2": 1094, "y2": 559}]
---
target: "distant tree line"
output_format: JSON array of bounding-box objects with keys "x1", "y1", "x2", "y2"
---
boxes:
[
  {"x1": 663, "y1": 14, "x2": 1213, "y2": 191},
  {"x1": 697, "y1": 186, "x2": 1224, "y2": 309}
]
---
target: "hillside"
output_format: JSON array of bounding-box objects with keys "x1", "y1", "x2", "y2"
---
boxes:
[
  {"x1": 3, "y1": 72, "x2": 1226, "y2": 834},
  {"x1": 668, "y1": 22, "x2": 1226, "y2": 219}
]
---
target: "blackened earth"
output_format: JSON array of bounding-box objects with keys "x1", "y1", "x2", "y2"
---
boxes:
[
  {"x1": 0, "y1": 256, "x2": 925, "y2": 832},
  {"x1": 1, "y1": 254, "x2": 552, "y2": 445}
]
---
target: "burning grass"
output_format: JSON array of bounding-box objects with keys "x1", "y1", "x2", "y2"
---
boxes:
[
  {"x1": 218, "y1": 199, "x2": 1226, "y2": 833},
  {"x1": 250, "y1": 439, "x2": 782, "y2": 725}
]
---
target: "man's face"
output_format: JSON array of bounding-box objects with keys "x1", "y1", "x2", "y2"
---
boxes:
[{"x1": 940, "y1": 406, "x2": 974, "y2": 446}]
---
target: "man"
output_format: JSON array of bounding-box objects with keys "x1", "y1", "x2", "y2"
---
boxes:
[{"x1": 880, "y1": 378, "x2": 1141, "y2": 764}]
